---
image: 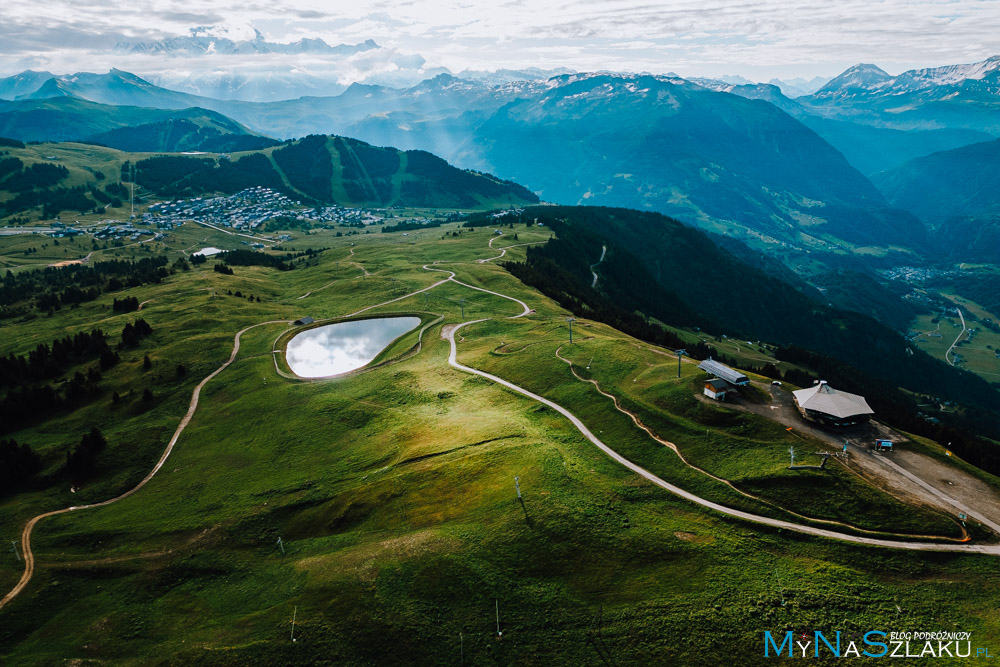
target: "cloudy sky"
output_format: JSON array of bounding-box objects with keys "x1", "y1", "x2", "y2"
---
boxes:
[{"x1": 3, "y1": 0, "x2": 1000, "y2": 82}]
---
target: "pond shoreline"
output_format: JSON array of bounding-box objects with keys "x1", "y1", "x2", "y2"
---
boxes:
[{"x1": 284, "y1": 316, "x2": 422, "y2": 379}]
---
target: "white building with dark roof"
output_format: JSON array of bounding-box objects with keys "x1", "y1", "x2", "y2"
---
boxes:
[
  {"x1": 703, "y1": 378, "x2": 731, "y2": 401},
  {"x1": 792, "y1": 381, "x2": 874, "y2": 427}
]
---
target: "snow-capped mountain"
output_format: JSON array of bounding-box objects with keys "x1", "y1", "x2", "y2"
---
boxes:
[
  {"x1": 809, "y1": 64, "x2": 892, "y2": 100},
  {"x1": 809, "y1": 56, "x2": 1000, "y2": 101},
  {"x1": 145, "y1": 69, "x2": 347, "y2": 103},
  {"x1": 800, "y1": 56, "x2": 1000, "y2": 133},
  {"x1": 888, "y1": 55, "x2": 1000, "y2": 93},
  {"x1": 104, "y1": 24, "x2": 444, "y2": 99},
  {"x1": 454, "y1": 67, "x2": 576, "y2": 85},
  {"x1": 714, "y1": 74, "x2": 755, "y2": 86}
]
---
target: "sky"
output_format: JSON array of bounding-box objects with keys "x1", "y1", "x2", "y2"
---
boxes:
[{"x1": 2, "y1": 0, "x2": 1000, "y2": 83}]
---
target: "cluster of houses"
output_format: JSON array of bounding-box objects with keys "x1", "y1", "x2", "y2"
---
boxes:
[
  {"x1": 46, "y1": 221, "x2": 85, "y2": 238},
  {"x1": 91, "y1": 222, "x2": 160, "y2": 243},
  {"x1": 486, "y1": 208, "x2": 526, "y2": 222},
  {"x1": 45, "y1": 220, "x2": 161, "y2": 243},
  {"x1": 146, "y1": 187, "x2": 300, "y2": 232},
  {"x1": 295, "y1": 206, "x2": 383, "y2": 227}
]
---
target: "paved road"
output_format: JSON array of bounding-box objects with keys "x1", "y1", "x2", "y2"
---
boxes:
[
  {"x1": 190, "y1": 219, "x2": 275, "y2": 246},
  {"x1": 946, "y1": 306, "x2": 967, "y2": 366}
]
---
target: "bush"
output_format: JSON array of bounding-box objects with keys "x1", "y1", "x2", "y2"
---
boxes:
[{"x1": 66, "y1": 427, "x2": 107, "y2": 479}]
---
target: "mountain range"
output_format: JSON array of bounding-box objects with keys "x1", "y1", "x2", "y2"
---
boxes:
[
  {"x1": 797, "y1": 57, "x2": 1000, "y2": 134},
  {"x1": 2, "y1": 55, "x2": 1000, "y2": 262},
  {"x1": 0, "y1": 97, "x2": 261, "y2": 148}
]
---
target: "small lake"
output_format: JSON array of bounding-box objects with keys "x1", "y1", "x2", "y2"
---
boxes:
[{"x1": 285, "y1": 316, "x2": 421, "y2": 378}]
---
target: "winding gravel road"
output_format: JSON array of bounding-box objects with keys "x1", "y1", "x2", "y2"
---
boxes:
[
  {"x1": 5, "y1": 238, "x2": 998, "y2": 615},
  {"x1": 445, "y1": 320, "x2": 1000, "y2": 554},
  {"x1": 436, "y1": 256, "x2": 1000, "y2": 556}
]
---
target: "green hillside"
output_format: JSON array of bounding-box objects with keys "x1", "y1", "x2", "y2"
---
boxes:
[
  {"x1": 873, "y1": 138, "x2": 1000, "y2": 223},
  {"x1": 0, "y1": 135, "x2": 538, "y2": 221},
  {"x1": 85, "y1": 118, "x2": 278, "y2": 154},
  {"x1": 131, "y1": 134, "x2": 538, "y2": 208},
  {"x1": 490, "y1": 206, "x2": 1000, "y2": 458},
  {"x1": 1, "y1": 219, "x2": 998, "y2": 664},
  {"x1": 0, "y1": 98, "x2": 261, "y2": 149}
]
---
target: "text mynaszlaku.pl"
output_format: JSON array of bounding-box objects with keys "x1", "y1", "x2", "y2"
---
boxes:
[{"x1": 764, "y1": 630, "x2": 991, "y2": 658}]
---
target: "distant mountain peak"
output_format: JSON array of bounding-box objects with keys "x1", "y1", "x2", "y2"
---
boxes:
[
  {"x1": 767, "y1": 75, "x2": 832, "y2": 97},
  {"x1": 833, "y1": 63, "x2": 891, "y2": 84},
  {"x1": 0, "y1": 70, "x2": 56, "y2": 101},
  {"x1": 810, "y1": 63, "x2": 892, "y2": 99},
  {"x1": 14, "y1": 77, "x2": 78, "y2": 101},
  {"x1": 807, "y1": 55, "x2": 1000, "y2": 105}
]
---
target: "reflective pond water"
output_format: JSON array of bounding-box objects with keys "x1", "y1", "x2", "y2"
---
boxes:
[{"x1": 285, "y1": 316, "x2": 421, "y2": 378}]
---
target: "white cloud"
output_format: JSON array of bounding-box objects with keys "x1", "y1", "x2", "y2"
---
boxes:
[{"x1": 1, "y1": 0, "x2": 999, "y2": 81}]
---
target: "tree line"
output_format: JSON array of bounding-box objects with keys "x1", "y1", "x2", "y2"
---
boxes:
[
  {"x1": 499, "y1": 205, "x2": 1000, "y2": 473},
  {"x1": 0, "y1": 437, "x2": 42, "y2": 496},
  {"x1": 1, "y1": 255, "x2": 168, "y2": 319},
  {"x1": 1, "y1": 319, "x2": 152, "y2": 435},
  {"x1": 0, "y1": 329, "x2": 116, "y2": 388}
]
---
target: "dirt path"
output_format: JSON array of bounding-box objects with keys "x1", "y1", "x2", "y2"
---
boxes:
[
  {"x1": 723, "y1": 385, "x2": 1000, "y2": 534},
  {"x1": 590, "y1": 245, "x2": 606, "y2": 288},
  {"x1": 445, "y1": 316, "x2": 998, "y2": 554},
  {"x1": 50, "y1": 233, "x2": 162, "y2": 268},
  {"x1": 0, "y1": 320, "x2": 291, "y2": 611},
  {"x1": 436, "y1": 240, "x2": 999, "y2": 554},
  {"x1": 296, "y1": 248, "x2": 369, "y2": 299},
  {"x1": 554, "y1": 347, "x2": 967, "y2": 542},
  {"x1": 7, "y1": 236, "x2": 999, "y2": 614},
  {"x1": 477, "y1": 232, "x2": 545, "y2": 264}
]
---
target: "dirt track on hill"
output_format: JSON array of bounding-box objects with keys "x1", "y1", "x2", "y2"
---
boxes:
[
  {"x1": 720, "y1": 385, "x2": 1000, "y2": 535},
  {"x1": 0, "y1": 320, "x2": 291, "y2": 612},
  {"x1": 6, "y1": 232, "x2": 1000, "y2": 615}
]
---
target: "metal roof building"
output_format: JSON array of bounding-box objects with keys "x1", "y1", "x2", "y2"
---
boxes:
[
  {"x1": 792, "y1": 381, "x2": 874, "y2": 426},
  {"x1": 697, "y1": 358, "x2": 750, "y2": 386},
  {"x1": 294, "y1": 316, "x2": 315, "y2": 326}
]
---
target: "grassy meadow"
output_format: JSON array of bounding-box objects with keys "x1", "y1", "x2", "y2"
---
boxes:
[{"x1": 1, "y1": 218, "x2": 1000, "y2": 664}]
